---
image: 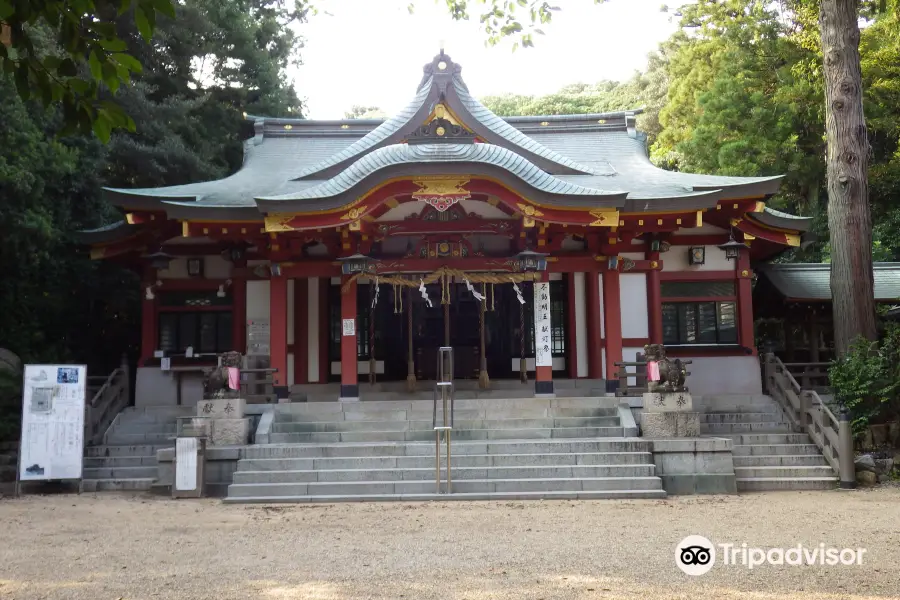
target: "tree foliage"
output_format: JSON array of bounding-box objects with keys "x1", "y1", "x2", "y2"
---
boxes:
[{"x1": 0, "y1": 0, "x2": 303, "y2": 378}]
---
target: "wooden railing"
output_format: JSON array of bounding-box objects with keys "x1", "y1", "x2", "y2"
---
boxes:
[
  {"x1": 613, "y1": 361, "x2": 648, "y2": 397},
  {"x1": 762, "y1": 353, "x2": 855, "y2": 487},
  {"x1": 85, "y1": 355, "x2": 131, "y2": 446}
]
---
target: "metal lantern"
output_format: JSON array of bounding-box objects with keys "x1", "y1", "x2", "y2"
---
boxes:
[
  {"x1": 688, "y1": 246, "x2": 705, "y2": 266},
  {"x1": 514, "y1": 249, "x2": 548, "y2": 272},
  {"x1": 337, "y1": 253, "x2": 373, "y2": 275},
  {"x1": 718, "y1": 232, "x2": 747, "y2": 260},
  {"x1": 145, "y1": 250, "x2": 175, "y2": 270}
]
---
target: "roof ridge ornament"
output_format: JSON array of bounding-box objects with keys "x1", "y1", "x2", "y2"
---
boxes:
[{"x1": 421, "y1": 50, "x2": 462, "y2": 95}]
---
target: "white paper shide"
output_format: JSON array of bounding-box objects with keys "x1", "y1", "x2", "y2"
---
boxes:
[
  {"x1": 533, "y1": 282, "x2": 553, "y2": 367},
  {"x1": 19, "y1": 365, "x2": 86, "y2": 481}
]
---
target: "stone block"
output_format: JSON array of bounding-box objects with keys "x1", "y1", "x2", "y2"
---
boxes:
[
  {"x1": 641, "y1": 411, "x2": 700, "y2": 438},
  {"x1": 643, "y1": 392, "x2": 694, "y2": 413},
  {"x1": 210, "y1": 418, "x2": 251, "y2": 446},
  {"x1": 197, "y1": 398, "x2": 246, "y2": 419}
]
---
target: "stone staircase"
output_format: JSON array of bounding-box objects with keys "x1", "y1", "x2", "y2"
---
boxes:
[
  {"x1": 82, "y1": 406, "x2": 192, "y2": 492},
  {"x1": 225, "y1": 397, "x2": 664, "y2": 503},
  {"x1": 699, "y1": 395, "x2": 838, "y2": 491}
]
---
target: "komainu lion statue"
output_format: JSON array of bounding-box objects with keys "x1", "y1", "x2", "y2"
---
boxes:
[
  {"x1": 202, "y1": 351, "x2": 242, "y2": 399},
  {"x1": 644, "y1": 343, "x2": 688, "y2": 393}
]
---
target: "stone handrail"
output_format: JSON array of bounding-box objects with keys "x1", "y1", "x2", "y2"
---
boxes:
[
  {"x1": 85, "y1": 355, "x2": 131, "y2": 446},
  {"x1": 763, "y1": 353, "x2": 855, "y2": 487}
]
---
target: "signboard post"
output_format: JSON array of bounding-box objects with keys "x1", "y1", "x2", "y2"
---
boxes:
[{"x1": 17, "y1": 364, "x2": 87, "y2": 495}]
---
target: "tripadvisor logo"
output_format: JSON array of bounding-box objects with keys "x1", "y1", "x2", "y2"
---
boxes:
[{"x1": 676, "y1": 536, "x2": 867, "y2": 575}]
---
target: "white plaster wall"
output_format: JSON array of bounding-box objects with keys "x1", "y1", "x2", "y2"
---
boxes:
[
  {"x1": 673, "y1": 225, "x2": 727, "y2": 235},
  {"x1": 662, "y1": 245, "x2": 733, "y2": 272},
  {"x1": 459, "y1": 199, "x2": 513, "y2": 218},
  {"x1": 573, "y1": 273, "x2": 588, "y2": 378},
  {"x1": 623, "y1": 347, "x2": 643, "y2": 364},
  {"x1": 684, "y1": 356, "x2": 762, "y2": 395},
  {"x1": 246, "y1": 280, "x2": 270, "y2": 320},
  {"x1": 549, "y1": 273, "x2": 562, "y2": 282},
  {"x1": 620, "y1": 273, "x2": 649, "y2": 339},
  {"x1": 308, "y1": 278, "x2": 320, "y2": 383},
  {"x1": 620, "y1": 252, "x2": 644, "y2": 262},
  {"x1": 287, "y1": 352, "x2": 295, "y2": 386}
]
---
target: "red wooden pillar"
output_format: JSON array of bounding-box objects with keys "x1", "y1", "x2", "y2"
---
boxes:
[
  {"x1": 294, "y1": 278, "x2": 309, "y2": 384},
  {"x1": 534, "y1": 272, "x2": 554, "y2": 396},
  {"x1": 585, "y1": 271, "x2": 603, "y2": 379},
  {"x1": 318, "y1": 277, "x2": 330, "y2": 384},
  {"x1": 140, "y1": 268, "x2": 158, "y2": 365},
  {"x1": 565, "y1": 272, "x2": 579, "y2": 379},
  {"x1": 602, "y1": 268, "x2": 623, "y2": 392},
  {"x1": 340, "y1": 277, "x2": 359, "y2": 400},
  {"x1": 231, "y1": 268, "x2": 247, "y2": 353},
  {"x1": 737, "y1": 248, "x2": 756, "y2": 354},
  {"x1": 646, "y1": 251, "x2": 663, "y2": 345},
  {"x1": 269, "y1": 275, "x2": 289, "y2": 398}
]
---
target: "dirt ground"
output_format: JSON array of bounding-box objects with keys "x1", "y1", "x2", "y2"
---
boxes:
[{"x1": 0, "y1": 489, "x2": 898, "y2": 600}]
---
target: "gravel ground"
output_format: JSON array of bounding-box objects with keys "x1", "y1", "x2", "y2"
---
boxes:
[{"x1": 1, "y1": 489, "x2": 898, "y2": 600}]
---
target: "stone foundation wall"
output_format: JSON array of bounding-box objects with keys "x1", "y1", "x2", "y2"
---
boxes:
[{"x1": 650, "y1": 438, "x2": 737, "y2": 495}]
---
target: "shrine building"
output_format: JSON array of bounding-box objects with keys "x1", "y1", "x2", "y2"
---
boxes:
[{"x1": 80, "y1": 52, "x2": 812, "y2": 404}]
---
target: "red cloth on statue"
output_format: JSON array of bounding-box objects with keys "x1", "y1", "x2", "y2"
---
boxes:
[
  {"x1": 647, "y1": 361, "x2": 660, "y2": 382},
  {"x1": 227, "y1": 367, "x2": 240, "y2": 391}
]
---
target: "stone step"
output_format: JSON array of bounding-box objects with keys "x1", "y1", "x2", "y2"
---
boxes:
[
  {"x1": 276, "y1": 397, "x2": 616, "y2": 415},
  {"x1": 237, "y1": 451, "x2": 655, "y2": 471},
  {"x1": 701, "y1": 423, "x2": 792, "y2": 435},
  {"x1": 104, "y1": 433, "x2": 175, "y2": 444},
  {"x1": 226, "y1": 476, "x2": 664, "y2": 498},
  {"x1": 83, "y1": 466, "x2": 159, "y2": 479},
  {"x1": 731, "y1": 444, "x2": 822, "y2": 456},
  {"x1": 276, "y1": 407, "x2": 618, "y2": 422},
  {"x1": 223, "y1": 489, "x2": 668, "y2": 503},
  {"x1": 81, "y1": 478, "x2": 156, "y2": 492},
  {"x1": 732, "y1": 454, "x2": 830, "y2": 467},
  {"x1": 726, "y1": 433, "x2": 811, "y2": 444},
  {"x1": 736, "y1": 477, "x2": 838, "y2": 492},
  {"x1": 233, "y1": 464, "x2": 657, "y2": 484},
  {"x1": 85, "y1": 444, "x2": 170, "y2": 457},
  {"x1": 733, "y1": 466, "x2": 836, "y2": 479},
  {"x1": 243, "y1": 439, "x2": 651, "y2": 459},
  {"x1": 700, "y1": 412, "x2": 784, "y2": 424},
  {"x1": 83, "y1": 456, "x2": 158, "y2": 468},
  {"x1": 303, "y1": 389, "x2": 606, "y2": 402},
  {"x1": 270, "y1": 417, "x2": 621, "y2": 434},
  {"x1": 267, "y1": 426, "x2": 625, "y2": 444}
]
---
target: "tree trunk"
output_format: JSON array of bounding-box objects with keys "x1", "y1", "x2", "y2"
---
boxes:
[{"x1": 819, "y1": 0, "x2": 877, "y2": 355}]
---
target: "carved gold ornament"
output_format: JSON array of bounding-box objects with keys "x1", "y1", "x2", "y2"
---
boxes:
[
  {"x1": 264, "y1": 213, "x2": 297, "y2": 232},
  {"x1": 341, "y1": 206, "x2": 367, "y2": 221},
  {"x1": 517, "y1": 203, "x2": 544, "y2": 218},
  {"x1": 588, "y1": 208, "x2": 619, "y2": 227},
  {"x1": 412, "y1": 178, "x2": 471, "y2": 212}
]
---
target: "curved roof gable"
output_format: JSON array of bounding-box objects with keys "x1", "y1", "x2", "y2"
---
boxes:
[
  {"x1": 257, "y1": 142, "x2": 627, "y2": 213},
  {"x1": 291, "y1": 51, "x2": 598, "y2": 181}
]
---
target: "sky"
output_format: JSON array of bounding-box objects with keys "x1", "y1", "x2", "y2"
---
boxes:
[{"x1": 290, "y1": 0, "x2": 680, "y2": 119}]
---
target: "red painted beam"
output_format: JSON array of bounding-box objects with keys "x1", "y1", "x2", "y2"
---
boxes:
[
  {"x1": 585, "y1": 271, "x2": 603, "y2": 379},
  {"x1": 646, "y1": 250, "x2": 662, "y2": 345},
  {"x1": 269, "y1": 276, "x2": 289, "y2": 392},
  {"x1": 736, "y1": 249, "x2": 756, "y2": 354},
  {"x1": 602, "y1": 269, "x2": 623, "y2": 383}
]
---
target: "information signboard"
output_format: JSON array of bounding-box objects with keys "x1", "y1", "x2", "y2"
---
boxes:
[{"x1": 19, "y1": 364, "x2": 86, "y2": 482}]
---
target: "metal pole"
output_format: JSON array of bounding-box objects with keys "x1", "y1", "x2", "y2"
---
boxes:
[
  {"x1": 839, "y1": 408, "x2": 856, "y2": 489},
  {"x1": 446, "y1": 430, "x2": 452, "y2": 494},
  {"x1": 435, "y1": 429, "x2": 441, "y2": 494}
]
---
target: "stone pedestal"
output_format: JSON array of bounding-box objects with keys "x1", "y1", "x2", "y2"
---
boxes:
[
  {"x1": 197, "y1": 398, "x2": 250, "y2": 446},
  {"x1": 641, "y1": 412, "x2": 701, "y2": 437},
  {"x1": 641, "y1": 392, "x2": 700, "y2": 438}
]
